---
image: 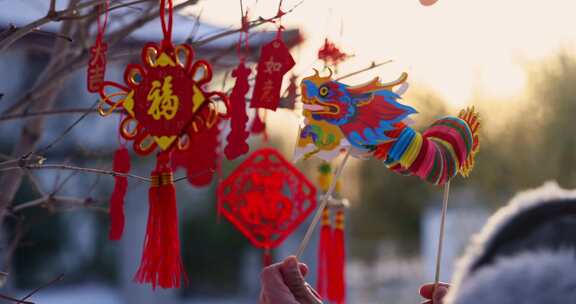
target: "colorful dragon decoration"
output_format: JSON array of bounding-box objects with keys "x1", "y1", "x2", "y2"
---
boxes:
[{"x1": 296, "y1": 70, "x2": 480, "y2": 185}]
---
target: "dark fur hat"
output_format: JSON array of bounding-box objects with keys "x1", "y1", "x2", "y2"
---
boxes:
[{"x1": 447, "y1": 182, "x2": 576, "y2": 304}]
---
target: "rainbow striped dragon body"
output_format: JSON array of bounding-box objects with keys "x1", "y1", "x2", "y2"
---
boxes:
[{"x1": 296, "y1": 70, "x2": 480, "y2": 185}]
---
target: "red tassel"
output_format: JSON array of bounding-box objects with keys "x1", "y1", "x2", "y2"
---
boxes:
[
  {"x1": 316, "y1": 207, "x2": 331, "y2": 299},
  {"x1": 134, "y1": 152, "x2": 186, "y2": 289},
  {"x1": 109, "y1": 147, "x2": 130, "y2": 240},
  {"x1": 263, "y1": 248, "x2": 273, "y2": 267},
  {"x1": 329, "y1": 209, "x2": 346, "y2": 303},
  {"x1": 250, "y1": 109, "x2": 266, "y2": 134},
  {"x1": 250, "y1": 109, "x2": 268, "y2": 143}
]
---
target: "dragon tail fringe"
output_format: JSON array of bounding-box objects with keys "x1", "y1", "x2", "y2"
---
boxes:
[
  {"x1": 373, "y1": 107, "x2": 481, "y2": 185},
  {"x1": 457, "y1": 106, "x2": 480, "y2": 177}
]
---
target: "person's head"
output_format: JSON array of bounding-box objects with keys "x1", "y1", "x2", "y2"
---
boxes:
[{"x1": 446, "y1": 181, "x2": 576, "y2": 304}]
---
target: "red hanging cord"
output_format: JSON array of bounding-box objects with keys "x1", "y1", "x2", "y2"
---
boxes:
[
  {"x1": 96, "y1": 0, "x2": 110, "y2": 41},
  {"x1": 159, "y1": 0, "x2": 174, "y2": 48}
]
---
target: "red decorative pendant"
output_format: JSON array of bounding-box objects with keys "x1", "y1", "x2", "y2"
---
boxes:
[
  {"x1": 317, "y1": 38, "x2": 349, "y2": 67},
  {"x1": 217, "y1": 148, "x2": 317, "y2": 261},
  {"x1": 171, "y1": 117, "x2": 220, "y2": 187},
  {"x1": 87, "y1": 39, "x2": 108, "y2": 93},
  {"x1": 97, "y1": 0, "x2": 229, "y2": 289},
  {"x1": 224, "y1": 61, "x2": 251, "y2": 160},
  {"x1": 250, "y1": 39, "x2": 295, "y2": 111},
  {"x1": 279, "y1": 74, "x2": 298, "y2": 110},
  {"x1": 87, "y1": 0, "x2": 110, "y2": 93}
]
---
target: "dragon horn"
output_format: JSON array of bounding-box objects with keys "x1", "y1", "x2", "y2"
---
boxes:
[{"x1": 326, "y1": 68, "x2": 333, "y2": 78}]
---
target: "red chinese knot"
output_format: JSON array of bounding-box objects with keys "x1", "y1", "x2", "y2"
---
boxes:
[
  {"x1": 218, "y1": 148, "x2": 317, "y2": 249},
  {"x1": 99, "y1": 42, "x2": 228, "y2": 155}
]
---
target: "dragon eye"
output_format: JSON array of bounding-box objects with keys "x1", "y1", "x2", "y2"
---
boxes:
[{"x1": 319, "y1": 86, "x2": 329, "y2": 97}]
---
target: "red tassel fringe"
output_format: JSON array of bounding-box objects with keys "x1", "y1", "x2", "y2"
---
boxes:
[
  {"x1": 134, "y1": 153, "x2": 186, "y2": 289},
  {"x1": 250, "y1": 109, "x2": 267, "y2": 139},
  {"x1": 329, "y1": 210, "x2": 346, "y2": 304},
  {"x1": 109, "y1": 147, "x2": 130, "y2": 240},
  {"x1": 317, "y1": 208, "x2": 331, "y2": 299},
  {"x1": 263, "y1": 248, "x2": 273, "y2": 267}
]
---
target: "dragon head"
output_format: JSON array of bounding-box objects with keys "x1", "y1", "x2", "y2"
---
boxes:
[
  {"x1": 301, "y1": 69, "x2": 355, "y2": 125},
  {"x1": 301, "y1": 69, "x2": 412, "y2": 126}
]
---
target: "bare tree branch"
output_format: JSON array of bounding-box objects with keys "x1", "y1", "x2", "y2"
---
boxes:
[
  {"x1": 335, "y1": 60, "x2": 394, "y2": 81},
  {"x1": 0, "y1": 108, "x2": 113, "y2": 123},
  {"x1": 0, "y1": 293, "x2": 33, "y2": 304},
  {"x1": 19, "y1": 273, "x2": 64, "y2": 303},
  {"x1": 0, "y1": 0, "x2": 301, "y2": 229},
  {"x1": 0, "y1": 0, "x2": 104, "y2": 53},
  {"x1": 0, "y1": 163, "x2": 152, "y2": 182},
  {"x1": 12, "y1": 195, "x2": 98, "y2": 213},
  {"x1": 35, "y1": 100, "x2": 98, "y2": 156}
]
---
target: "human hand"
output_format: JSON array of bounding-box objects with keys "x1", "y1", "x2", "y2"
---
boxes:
[
  {"x1": 420, "y1": 282, "x2": 449, "y2": 304},
  {"x1": 259, "y1": 256, "x2": 323, "y2": 304}
]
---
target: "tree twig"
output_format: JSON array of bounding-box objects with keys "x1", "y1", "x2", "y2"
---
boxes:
[
  {"x1": 35, "y1": 100, "x2": 99, "y2": 155},
  {"x1": 12, "y1": 195, "x2": 97, "y2": 213},
  {"x1": 19, "y1": 273, "x2": 64, "y2": 303},
  {"x1": 1, "y1": 163, "x2": 151, "y2": 182},
  {"x1": 335, "y1": 60, "x2": 394, "y2": 81},
  {"x1": 0, "y1": 293, "x2": 33, "y2": 304},
  {"x1": 0, "y1": 108, "x2": 115, "y2": 123},
  {"x1": 0, "y1": 0, "x2": 104, "y2": 53}
]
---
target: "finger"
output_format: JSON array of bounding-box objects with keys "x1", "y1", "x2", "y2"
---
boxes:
[
  {"x1": 280, "y1": 256, "x2": 322, "y2": 304},
  {"x1": 306, "y1": 283, "x2": 322, "y2": 300},
  {"x1": 260, "y1": 263, "x2": 298, "y2": 304},
  {"x1": 420, "y1": 282, "x2": 450, "y2": 299},
  {"x1": 433, "y1": 285, "x2": 449, "y2": 304}
]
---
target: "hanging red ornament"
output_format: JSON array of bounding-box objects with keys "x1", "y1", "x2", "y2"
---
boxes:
[
  {"x1": 109, "y1": 146, "x2": 130, "y2": 240},
  {"x1": 279, "y1": 74, "x2": 298, "y2": 110},
  {"x1": 224, "y1": 61, "x2": 251, "y2": 160},
  {"x1": 217, "y1": 148, "x2": 317, "y2": 265},
  {"x1": 87, "y1": 0, "x2": 110, "y2": 93},
  {"x1": 315, "y1": 163, "x2": 347, "y2": 304},
  {"x1": 250, "y1": 37, "x2": 295, "y2": 111},
  {"x1": 329, "y1": 208, "x2": 346, "y2": 304},
  {"x1": 98, "y1": 0, "x2": 229, "y2": 289},
  {"x1": 171, "y1": 117, "x2": 221, "y2": 187},
  {"x1": 135, "y1": 151, "x2": 185, "y2": 289},
  {"x1": 317, "y1": 38, "x2": 349, "y2": 68},
  {"x1": 317, "y1": 207, "x2": 331, "y2": 297},
  {"x1": 250, "y1": 108, "x2": 266, "y2": 135}
]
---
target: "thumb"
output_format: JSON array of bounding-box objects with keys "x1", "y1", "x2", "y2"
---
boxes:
[
  {"x1": 280, "y1": 256, "x2": 323, "y2": 304},
  {"x1": 433, "y1": 285, "x2": 448, "y2": 304}
]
